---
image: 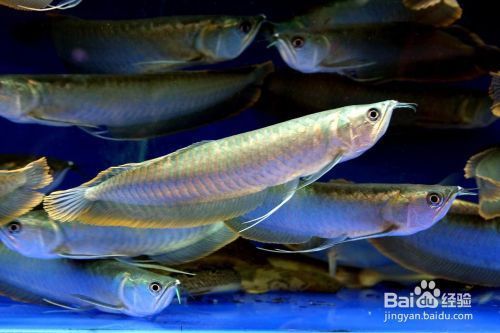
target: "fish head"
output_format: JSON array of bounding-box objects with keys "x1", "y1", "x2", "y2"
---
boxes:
[
  {"x1": 385, "y1": 185, "x2": 463, "y2": 235},
  {"x1": 0, "y1": 211, "x2": 63, "y2": 259},
  {"x1": 332, "y1": 100, "x2": 403, "y2": 160},
  {"x1": 197, "y1": 15, "x2": 266, "y2": 61},
  {"x1": 271, "y1": 32, "x2": 330, "y2": 73},
  {"x1": 119, "y1": 271, "x2": 179, "y2": 317},
  {"x1": 0, "y1": 77, "x2": 37, "y2": 123}
]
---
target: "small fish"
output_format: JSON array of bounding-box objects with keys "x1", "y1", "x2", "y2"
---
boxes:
[
  {"x1": 261, "y1": 72, "x2": 498, "y2": 129},
  {"x1": 44, "y1": 101, "x2": 402, "y2": 229},
  {"x1": 275, "y1": 0, "x2": 462, "y2": 32},
  {"x1": 0, "y1": 0, "x2": 80, "y2": 11},
  {"x1": 0, "y1": 210, "x2": 238, "y2": 264},
  {"x1": 371, "y1": 200, "x2": 500, "y2": 287},
  {"x1": 0, "y1": 155, "x2": 74, "y2": 193},
  {"x1": 50, "y1": 14, "x2": 266, "y2": 73},
  {"x1": 0, "y1": 158, "x2": 52, "y2": 226},
  {"x1": 173, "y1": 239, "x2": 341, "y2": 295},
  {"x1": 226, "y1": 181, "x2": 466, "y2": 252},
  {"x1": 0, "y1": 63, "x2": 273, "y2": 140},
  {"x1": 272, "y1": 23, "x2": 500, "y2": 82},
  {"x1": 464, "y1": 147, "x2": 500, "y2": 219},
  {"x1": 0, "y1": 243, "x2": 180, "y2": 317}
]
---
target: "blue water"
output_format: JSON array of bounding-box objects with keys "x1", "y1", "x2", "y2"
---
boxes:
[{"x1": 0, "y1": 0, "x2": 499, "y2": 331}]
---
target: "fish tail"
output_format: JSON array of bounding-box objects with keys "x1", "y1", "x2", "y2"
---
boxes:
[
  {"x1": 490, "y1": 72, "x2": 500, "y2": 116},
  {"x1": 464, "y1": 148, "x2": 497, "y2": 179},
  {"x1": 43, "y1": 186, "x2": 91, "y2": 222},
  {"x1": 0, "y1": 158, "x2": 53, "y2": 225},
  {"x1": 22, "y1": 157, "x2": 53, "y2": 190}
]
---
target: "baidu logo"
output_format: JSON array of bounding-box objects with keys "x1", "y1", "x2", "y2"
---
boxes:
[{"x1": 384, "y1": 280, "x2": 471, "y2": 309}]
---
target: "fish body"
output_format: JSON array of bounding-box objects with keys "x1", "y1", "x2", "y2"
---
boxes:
[
  {"x1": 465, "y1": 148, "x2": 500, "y2": 219},
  {"x1": 261, "y1": 72, "x2": 498, "y2": 129},
  {"x1": 0, "y1": 158, "x2": 52, "y2": 226},
  {"x1": 51, "y1": 15, "x2": 265, "y2": 73},
  {"x1": 273, "y1": 23, "x2": 499, "y2": 82},
  {"x1": 44, "y1": 101, "x2": 399, "y2": 228},
  {"x1": 0, "y1": 210, "x2": 238, "y2": 262},
  {"x1": 226, "y1": 181, "x2": 464, "y2": 245},
  {"x1": 0, "y1": 243, "x2": 179, "y2": 316},
  {"x1": 275, "y1": 0, "x2": 461, "y2": 32},
  {"x1": 0, "y1": 63, "x2": 273, "y2": 140},
  {"x1": 371, "y1": 200, "x2": 500, "y2": 287}
]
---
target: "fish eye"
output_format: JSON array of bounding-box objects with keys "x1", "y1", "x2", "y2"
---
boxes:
[
  {"x1": 426, "y1": 192, "x2": 443, "y2": 207},
  {"x1": 6, "y1": 221, "x2": 22, "y2": 234},
  {"x1": 149, "y1": 282, "x2": 162, "y2": 294},
  {"x1": 239, "y1": 21, "x2": 252, "y2": 34},
  {"x1": 291, "y1": 36, "x2": 305, "y2": 49},
  {"x1": 367, "y1": 108, "x2": 380, "y2": 121}
]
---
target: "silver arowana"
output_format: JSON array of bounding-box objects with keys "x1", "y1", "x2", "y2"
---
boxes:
[
  {"x1": 44, "y1": 101, "x2": 408, "y2": 229},
  {"x1": 0, "y1": 243, "x2": 180, "y2": 317},
  {"x1": 0, "y1": 63, "x2": 273, "y2": 140},
  {"x1": 0, "y1": 210, "x2": 238, "y2": 265}
]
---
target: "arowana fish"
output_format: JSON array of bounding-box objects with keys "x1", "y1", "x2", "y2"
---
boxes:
[
  {"x1": 0, "y1": 210, "x2": 238, "y2": 264},
  {"x1": 0, "y1": 243, "x2": 180, "y2": 317},
  {"x1": 44, "y1": 101, "x2": 405, "y2": 229},
  {"x1": 0, "y1": 62, "x2": 273, "y2": 140},
  {"x1": 371, "y1": 200, "x2": 500, "y2": 287},
  {"x1": 50, "y1": 14, "x2": 266, "y2": 73}
]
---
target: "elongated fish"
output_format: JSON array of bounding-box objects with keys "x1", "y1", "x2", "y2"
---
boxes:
[
  {"x1": 272, "y1": 23, "x2": 500, "y2": 82},
  {"x1": 0, "y1": 243, "x2": 180, "y2": 316},
  {"x1": 44, "y1": 101, "x2": 403, "y2": 229},
  {"x1": 0, "y1": 210, "x2": 238, "y2": 264},
  {"x1": 226, "y1": 181, "x2": 465, "y2": 252},
  {"x1": 275, "y1": 0, "x2": 461, "y2": 32},
  {"x1": 0, "y1": 158, "x2": 52, "y2": 226},
  {"x1": 0, "y1": 155, "x2": 74, "y2": 193},
  {"x1": 465, "y1": 148, "x2": 500, "y2": 219},
  {"x1": 0, "y1": 0, "x2": 80, "y2": 11},
  {"x1": 0, "y1": 63, "x2": 273, "y2": 140},
  {"x1": 261, "y1": 72, "x2": 498, "y2": 129},
  {"x1": 370, "y1": 200, "x2": 500, "y2": 287},
  {"x1": 50, "y1": 14, "x2": 266, "y2": 73}
]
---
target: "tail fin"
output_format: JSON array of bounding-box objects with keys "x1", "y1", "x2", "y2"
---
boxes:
[
  {"x1": 490, "y1": 72, "x2": 500, "y2": 116},
  {"x1": 150, "y1": 224, "x2": 239, "y2": 265},
  {"x1": 0, "y1": 158, "x2": 53, "y2": 225},
  {"x1": 43, "y1": 186, "x2": 90, "y2": 222}
]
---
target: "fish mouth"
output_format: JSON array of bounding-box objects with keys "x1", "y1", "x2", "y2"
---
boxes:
[
  {"x1": 271, "y1": 34, "x2": 297, "y2": 67},
  {"x1": 154, "y1": 280, "x2": 180, "y2": 310}
]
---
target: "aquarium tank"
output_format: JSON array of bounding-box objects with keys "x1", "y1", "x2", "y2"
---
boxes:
[{"x1": 0, "y1": 0, "x2": 498, "y2": 331}]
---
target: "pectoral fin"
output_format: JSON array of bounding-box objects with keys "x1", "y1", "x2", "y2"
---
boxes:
[
  {"x1": 43, "y1": 298, "x2": 90, "y2": 311},
  {"x1": 58, "y1": 253, "x2": 130, "y2": 259},
  {"x1": 116, "y1": 258, "x2": 195, "y2": 276},
  {"x1": 258, "y1": 236, "x2": 348, "y2": 254},
  {"x1": 298, "y1": 154, "x2": 343, "y2": 189},
  {"x1": 71, "y1": 294, "x2": 124, "y2": 311}
]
